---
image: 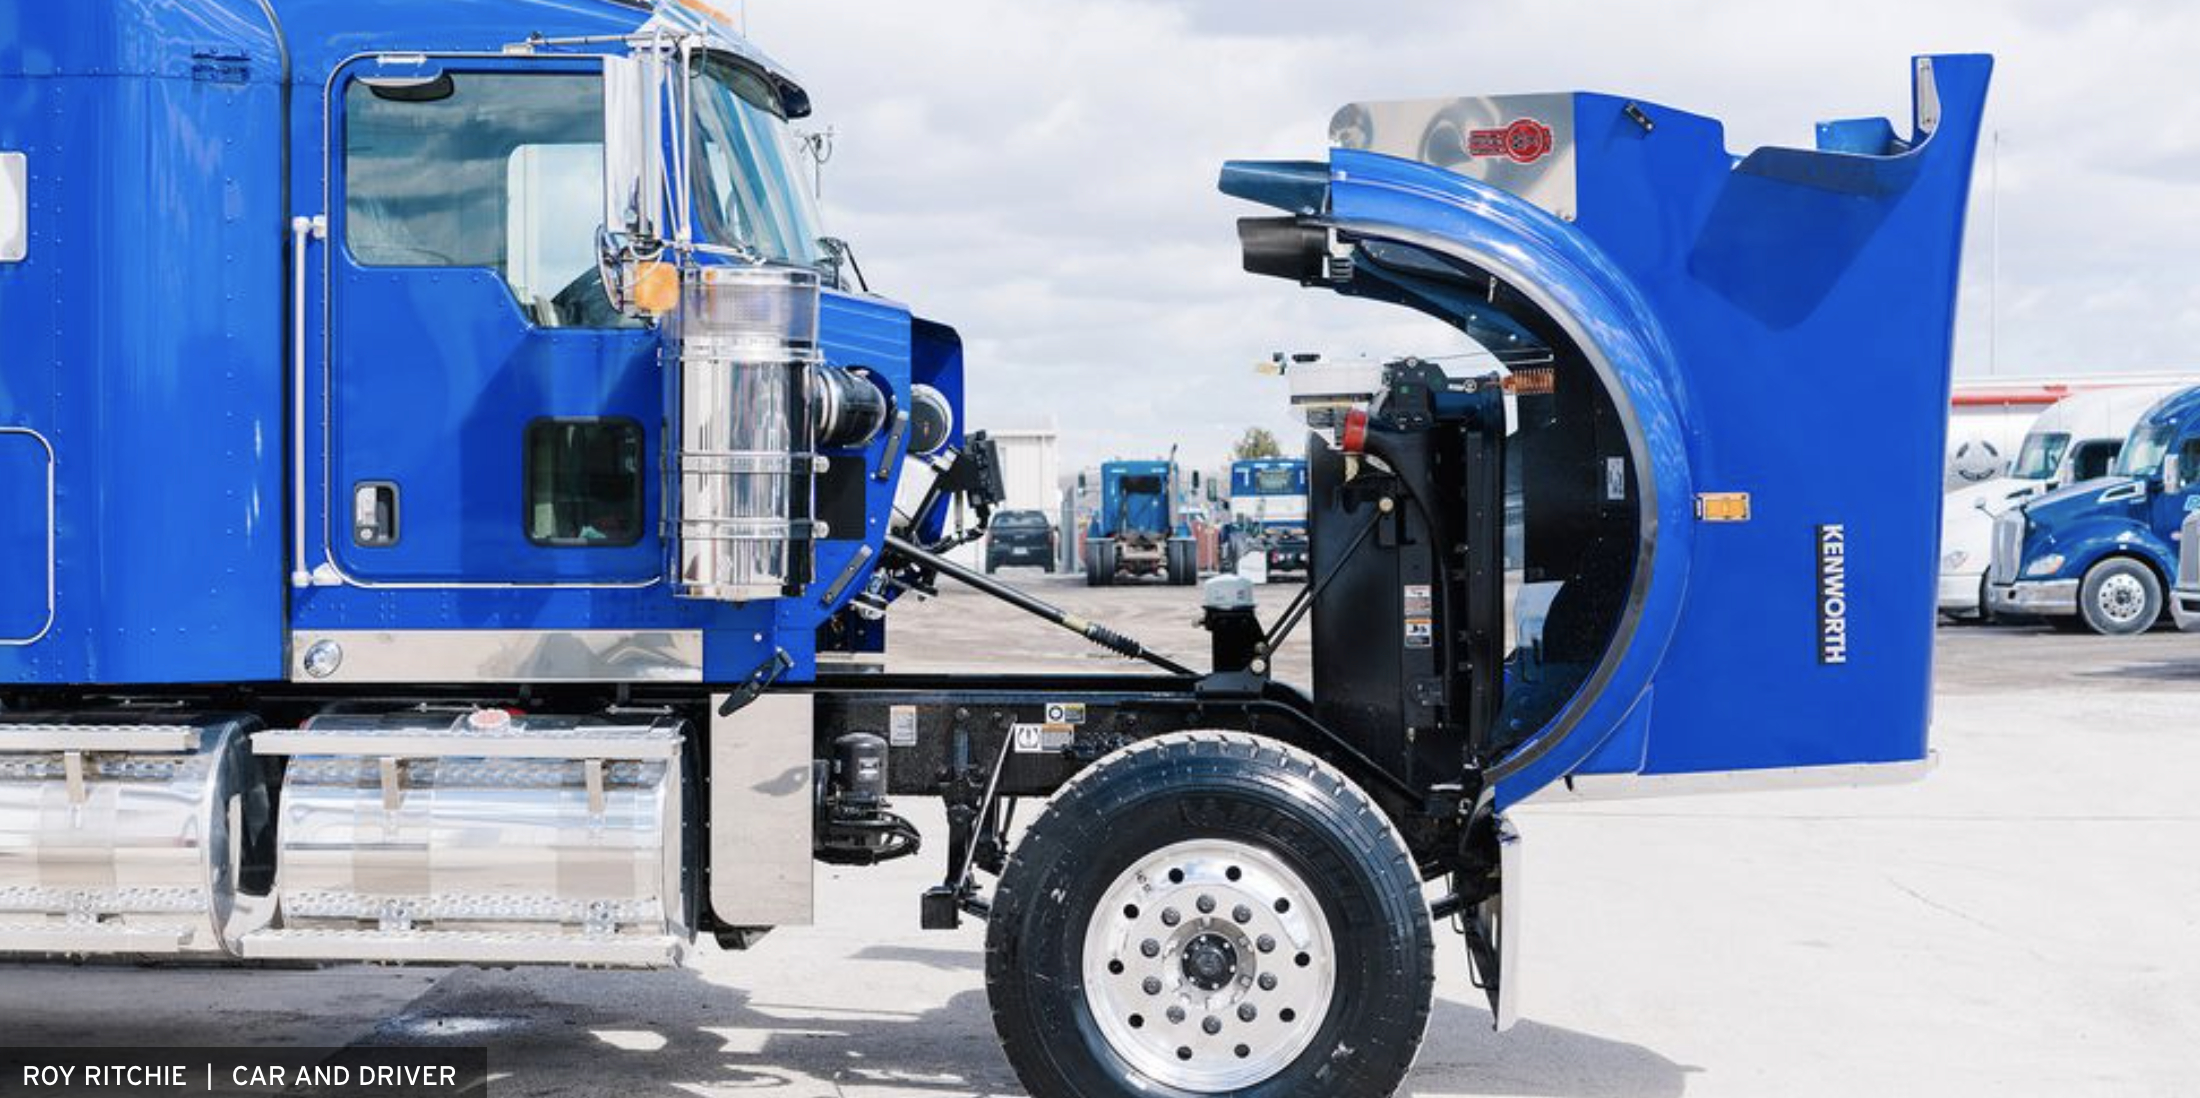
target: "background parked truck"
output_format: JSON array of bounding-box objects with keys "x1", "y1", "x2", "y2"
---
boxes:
[
  {"x1": 1222, "y1": 456, "x2": 1310, "y2": 582},
  {"x1": 1988, "y1": 386, "x2": 2200, "y2": 633},
  {"x1": 1081, "y1": 458, "x2": 1199, "y2": 585},
  {"x1": 1940, "y1": 385, "x2": 2184, "y2": 618}
]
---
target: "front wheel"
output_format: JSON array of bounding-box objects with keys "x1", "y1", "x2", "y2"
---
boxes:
[
  {"x1": 2078, "y1": 557, "x2": 2162, "y2": 635},
  {"x1": 986, "y1": 732, "x2": 1433, "y2": 1098}
]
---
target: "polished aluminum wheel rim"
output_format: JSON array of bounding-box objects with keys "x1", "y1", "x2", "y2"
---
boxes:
[
  {"x1": 1080, "y1": 838, "x2": 1336, "y2": 1092},
  {"x1": 2097, "y1": 573, "x2": 2147, "y2": 624}
]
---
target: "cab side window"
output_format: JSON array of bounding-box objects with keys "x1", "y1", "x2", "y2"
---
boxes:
[
  {"x1": 2179, "y1": 437, "x2": 2200, "y2": 490},
  {"x1": 2070, "y1": 440, "x2": 2118, "y2": 482},
  {"x1": 344, "y1": 70, "x2": 632, "y2": 328}
]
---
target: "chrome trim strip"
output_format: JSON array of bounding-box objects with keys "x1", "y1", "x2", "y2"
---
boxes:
[
  {"x1": 0, "y1": 426, "x2": 56, "y2": 646},
  {"x1": 1528, "y1": 754, "x2": 1938, "y2": 804},
  {"x1": 710, "y1": 691, "x2": 813, "y2": 928},
  {"x1": 238, "y1": 928, "x2": 681, "y2": 967},
  {"x1": 286, "y1": 629, "x2": 704, "y2": 683}
]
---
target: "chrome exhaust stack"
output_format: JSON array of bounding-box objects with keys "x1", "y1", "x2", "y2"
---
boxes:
[
  {"x1": 0, "y1": 715, "x2": 274, "y2": 958},
  {"x1": 241, "y1": 710, "x2": 692, "y2": 967}
]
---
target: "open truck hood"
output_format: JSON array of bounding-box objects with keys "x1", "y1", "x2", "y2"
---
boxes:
[{"x1": 1224, "y1": 56, "x2": 1992, "y2": 810}]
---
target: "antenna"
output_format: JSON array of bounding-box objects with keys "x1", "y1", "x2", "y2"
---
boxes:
[{"x1": 1989, "y1": 128, "x2": 2000, "y2": 377}]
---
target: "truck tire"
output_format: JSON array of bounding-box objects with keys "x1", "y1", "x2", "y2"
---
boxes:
[
  {"x1": 2078, "y1": 557, "x2": 2162, "y2": 635},
  {"x1": 1088, "y1": 541, "x2": 1118, "y2": 587},
  {"x1": 986, "y1": 732, "x2": 1433, "y2": 1098},
  {"x1": 1165, "y1": 538, "x2": 1198, "y2": 586}
]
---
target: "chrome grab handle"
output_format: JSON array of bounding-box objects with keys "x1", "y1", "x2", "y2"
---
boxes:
[{"x1": 289, "y1": 213, "x2": 325, "y2": 588}]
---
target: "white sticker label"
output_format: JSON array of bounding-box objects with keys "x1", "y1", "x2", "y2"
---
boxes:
[
  {"x1": 1403, "y1": 584, "x2": 1434, "y2": 649},
  {"x1": 0, "y1": 152, "x2": 25, "y2": 263},
  {"x1": 887, "y1": 705, "x2": 919, "y2": 747},
  {"x1": 1011, "y1": 722, "x2": 1074, "y2": 754}
]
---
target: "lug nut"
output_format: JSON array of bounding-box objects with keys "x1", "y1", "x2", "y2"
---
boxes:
[
  {"x1": 1166, "y1": 1005, "x2": 1187, "y2": 1024},
  {"x1": 1161, "y1": 908, "x2": 1181, "y2": 927},
  {"x1": 1203, "y1": 1016, "x2": 1224, "y2": 1035},
  {"x1": 1258, "y1": 972, "x2": 1278, "y2": 991},
  {"x1": 1196, "y1": 894, "x2": 1216, "y2": 914},
  {"x1": 1143, "y1": 977, "x2": 1163, "y2": 995},
  {"x1": 1233, "y1": 904, "x2": 1253, "y2": 924},
  {"x1": 1238, "y1": 1004, "x2": 1258, "y2": 1022},
  {"x1": 1256, "y1": 934, "x2": 1276, "y2": 953},
  {"x1": 1141, "y1": 939, "x2": 1161, "y2": 958}
]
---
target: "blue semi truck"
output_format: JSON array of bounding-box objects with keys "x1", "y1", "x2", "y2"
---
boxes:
[
  {"x1": 0, "y1": 6, "x2": 1991, "y2": 1093},
  {"x1": 1987, "y1": 386, "x2": 2200, "y2": 633},
  {"x1": 1223, "y1": 457, "x2": 1311, "y2": 581},
  {"x1": 1082, "y1": 457, "x2": 1199, "y2": 585}
]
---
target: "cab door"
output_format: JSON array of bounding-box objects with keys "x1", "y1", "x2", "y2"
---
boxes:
[{"x1": 322, "y1": 55, "x2": 660, "y2": 586}]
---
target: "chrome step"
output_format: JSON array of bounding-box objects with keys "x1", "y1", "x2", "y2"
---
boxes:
[
  {"x1": 0, "y1": 921, "x2": 192, "y2": 956},
  {"x1": 237, "y1": 928, "x2": 683, "y2": 967}
]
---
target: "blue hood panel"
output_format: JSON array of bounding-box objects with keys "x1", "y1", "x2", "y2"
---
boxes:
[{"x1": 1226, "y1": 55, "x2": 1992, "y2": 807}]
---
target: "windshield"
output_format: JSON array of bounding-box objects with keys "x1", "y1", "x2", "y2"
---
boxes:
[
  {"x1": 2116, "y1": 420, "x2": 2175, "y2": 477},
  {"x1": 2008, "y1": 431, "x2": 2069, "y2": 481},
  {"x1": 690, "y1": 55, "x2": 824, "y2": 264}
]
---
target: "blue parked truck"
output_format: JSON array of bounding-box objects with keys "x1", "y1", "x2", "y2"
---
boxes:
[
  {"x1": 1987, "y1": 386, "x2": 2200, "y2": 634},
  {"x1": 0, "y1": 5, "x2": 1990, "y2": 1092},
  {"x1": 1082, "y1": 457, "x2": 1199, "y2": 586},
  {"x1": 1224, "y1": 457, "x2": 1311, "y2": 581}
]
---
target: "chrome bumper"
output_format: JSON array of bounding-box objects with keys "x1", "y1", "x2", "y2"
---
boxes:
[
  {"x1": 1986, "y1": 579, "x2": 2079, "y2": 616},
  {"x1": 2175, "y1": 584, "x2": 2200, "y2": 620}
]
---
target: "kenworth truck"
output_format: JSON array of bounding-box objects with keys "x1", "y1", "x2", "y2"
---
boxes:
[
  {"x1": 1082, "y1": 458, "x2": 1199, "y2": 586},
  {"x1": 1987, "y1": 386, "x2": 2200, "y2": 634},
  {"x1": 0, "y1": 4, "x2": 1989, "y2": 1093},
  {"x1": 1222, "y1": 457, "x2": 1310, "y2": 582}
]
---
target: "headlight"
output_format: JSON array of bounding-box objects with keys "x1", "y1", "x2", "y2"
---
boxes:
[
  {"x1": 1941, "y1": 549, "x2": 1969, "y2": 570},
  {"x1": 2024, "y1": 553, "x2": 2066, "y2": 577}
]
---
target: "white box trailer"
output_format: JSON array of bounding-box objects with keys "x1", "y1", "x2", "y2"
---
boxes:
[{"x1": 1946, "y1": 374, "x2": 2200, "y2": 491}]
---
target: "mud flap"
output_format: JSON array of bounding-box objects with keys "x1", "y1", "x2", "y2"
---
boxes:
[{"x1": 1464, "y1": 816, "x2": 1523, "y2": 1031}]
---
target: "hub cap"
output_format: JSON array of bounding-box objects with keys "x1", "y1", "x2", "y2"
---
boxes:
[
  {"x1": 2097, "y1": 573, "x2": 2148, "y2": 624},
  {"x1": 1081, "y1": 839, "x2": 1336, "y2": 1092}
]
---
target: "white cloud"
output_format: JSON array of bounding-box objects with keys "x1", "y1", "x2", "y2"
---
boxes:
[{"x1": 750, "y1": 0, "x2": 2200, "y2": 470}]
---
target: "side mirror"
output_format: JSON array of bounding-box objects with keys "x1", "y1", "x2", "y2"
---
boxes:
[
  {"x1": 602, "y1": 51, "x2": 667, "y2": 242},
  {"x1": 2164, "y1": 454, "x2": 2183, "y2": 494},
  {"x1": 1077, "y1": 472, "x2": 1088, "y2": 491},
  {"x1": 1191, "y1": 470, "x2": 1202, "y2": 491}
]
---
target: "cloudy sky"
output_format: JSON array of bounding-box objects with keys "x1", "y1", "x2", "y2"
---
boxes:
[{"x1": 746, "y1": 0, "x2": 2200, "y2": 472}]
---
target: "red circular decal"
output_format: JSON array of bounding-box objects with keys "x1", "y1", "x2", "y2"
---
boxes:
[
  {"x1": 1463, "y1": 118, "x2": 1555, "y2": 165},
  {"x1": 1501, "y1": 118, "x2": 1553, "y2": 164}
]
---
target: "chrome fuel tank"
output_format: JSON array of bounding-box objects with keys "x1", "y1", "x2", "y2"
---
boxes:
[
  {"x1": 0, "y1": 714, "x2": 272, "y2": 957},
  {"x1": 244, "y1": 710, "x2": 692, "y2": 966}
]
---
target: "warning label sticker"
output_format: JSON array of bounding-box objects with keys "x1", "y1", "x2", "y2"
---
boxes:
[
  {"x1": 888, "y1": 705, "x2": 919, "y2": 747},
  {"x1": 1011, "y1": 722, "x2": 1075, "y2": 754},
  {"x1": 1403, "y1": 585, "x2": 1434, "y2": 649}
]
